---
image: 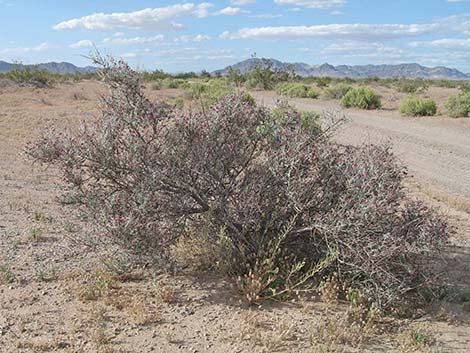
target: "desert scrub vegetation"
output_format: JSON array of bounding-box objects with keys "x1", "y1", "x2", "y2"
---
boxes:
[
  {"x1": 26, "y1": 55, "x2": 451, "y2": 309},
  {"x1": 325, "y1": 84, "x2": 352, "y2": 99},
  {"x1": 395, "y1": 78, "x2": 429, "y2": 94},
  {"x1": 2, "y1": 67, "x2": 54, "y2": 87},
  {"x1": 276, "y1": 82, "x2": 319, "y2": 99},
  {"x1": 399, "y1": 96, "x2": 437, "y2": 117},
  {"x1": 340, "y1": 87, "x2": 382, "y2": 109},
  {"x1": 445, "y1": 92, "x2": 470, "y2": 118},
  {"x1": 186, "y1": 79, "x2": 235, "y2": 106}
]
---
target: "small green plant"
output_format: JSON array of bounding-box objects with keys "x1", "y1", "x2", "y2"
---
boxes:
[
  {"x1": 410, "y1": 328, "x2": 434, "y2": 347},
  {"x1": 446, "y1": 92, "x2": 470, "y2": 118},
  {"x1": 399, "y1": 96, "x2": 437, "y2": 117},
  {"x1": 276, "y1": 83, "x2": 319, "y2": 98},
  {"x1": 325, "y1": 84, "x2": 352, "y2": 99},
  {"x1": 35, "y1": 267, "x2": 58, "y2": 282},
  {"x1": 30, "y1": 227, "x2": 44, "y2": 242},
  {"x1": 174, "y1": 97, "x2": 184, "y2": 109},
  {"x1": 0, "y1": 264, "x2": 16, "y2": 284},
  {"x1": 340, "y1": 87, "x2": 382, "y2": 109}
]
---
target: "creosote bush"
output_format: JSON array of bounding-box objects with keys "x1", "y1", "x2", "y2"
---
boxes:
[
  {"x1": 399, "y1": 96, "x2": 437, "y2": 117},
  {"x1": 445, "y1": 92, "x2": 470, "y2": 118},
  {"x1": 395, "y1": 79, "x2": 428, "y2": 94},
  {"x1": 340, "y1": 87, "x2": 382, "y2": 110},
  {"x1": 26, "y1": 56, "x2": 450, "y2": 308},
  {"x1": 276, "y1": 83, "x2": 319, "y2": 99},
  {"x1": 325, "y1": 84, "x2": 352, "y2": 100}
]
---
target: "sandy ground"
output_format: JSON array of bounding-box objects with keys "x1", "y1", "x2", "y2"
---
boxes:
[{"x1": 0, "y1": 81, "x2": 469, "y2": 353}]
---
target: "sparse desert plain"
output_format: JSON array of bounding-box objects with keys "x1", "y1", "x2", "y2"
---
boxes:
[{"x1": 0, "y1": 75, "x2": 469, "y2": 353}]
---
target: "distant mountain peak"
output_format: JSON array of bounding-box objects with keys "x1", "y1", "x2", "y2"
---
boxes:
[
  {"x1": 0, "y1": 60, "x2": 98, "y2": 74},
  {"x1": 214, "y1": 58, "x2": 470, "y2": 80}
]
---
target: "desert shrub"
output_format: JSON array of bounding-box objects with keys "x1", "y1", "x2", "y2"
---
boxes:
[
  {"x1": 458, "y1": 82, "x2": 470, "y2": 94},
  {"x1": 434, "y1": 79, "x2": 460, "y2": 89},
  {"x1": 151, "y1": 81, "x2": 162, "y2": 90},
  {"x1": 446, "y1": 92, "x2": 470, "y2": 118},
  {"x1": 315, "y1": 77, "x2": 331, "y2": 88},
  {"x1": 161, "y1": 78, "x2": 187, "y2": 89},
  {"x1": 246, "y1": 57, "x2": 276, "y2": 90},
  {"x1": 276, "y1": 83, "x2": 319, "y2": 98},
  {"x1": 325, "y1": 84, "x2": 352, "y2": 99},
  {"x1": 186, "y1": 79, "x2": 235, "y2": 106},
  {"x1": 399, "y1": 96, "x2": 437, "y2": 117},
  {"x1": 5, "y1": 67, "x2": 54, "y2": 87},
  {"x1": 395, "y1": 79, "x2": 428, "y2": 94},
  {"x1": 26, "y1": 56, "x2": 450, "y2": 308},
  {"x1": 340, "y1": 87, "x2": 382, "y2": 109}
]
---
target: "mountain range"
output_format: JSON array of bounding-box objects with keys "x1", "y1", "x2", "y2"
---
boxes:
[
  {"x1": 0, "y1": 60, "x2": 97, "y2": 74},
  {"x1": 215, "y1": 58, "x2": 470, "y2": 80}
]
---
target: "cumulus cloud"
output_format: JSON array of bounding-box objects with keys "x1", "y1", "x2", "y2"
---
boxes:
[
  {"x1": 274, "y1": 0, "x2": 346, "y2": 9},
  {"x1": 103, "y1": 35, "x2": 165, "y2": 45},
  {"x1": 53, "y1": 3, "x2": 213, "y2": 31},
  {"x1": 69, "y1": 39, "x2": 93, "y2": 49},
  {"x1": 220, "y1": 23, "x2": 438, "y2": 41},
  {"x1": 216, "y1": 7, "x2": 249, "y2": 15}
]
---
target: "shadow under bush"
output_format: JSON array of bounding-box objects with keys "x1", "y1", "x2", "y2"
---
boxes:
[{"x1": 26, "y1": 56, "x2": 451, "y2": 309}]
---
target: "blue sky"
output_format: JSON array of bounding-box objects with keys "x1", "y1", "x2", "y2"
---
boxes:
[{"x1": 0, "y1": 0, "x2": 469, "y2": 73}]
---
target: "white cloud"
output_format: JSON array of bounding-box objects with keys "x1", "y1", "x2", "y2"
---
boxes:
[
  {"x1": 53, "y1": 3, "x2": 214, "y2": 31},
  {"x1": 175, "y1": 34, "x2": 211, "y2": 43},
  {"x1": 409, "y1": 38, "x2": 470, "y2": 49},
  {"x1": 230, "y1": 0, "x2": 256, "y2": 4},
  {"x1": 0, "y1": 42, "x2": 53, "y2": 56},
  {"x1": 69, "y1": 39, "x2": 93, "y2": 49},
  {"x1": 216, "y1": 6, "x2": 249, "y2": 15},
  {"x1": 253, "y1": 13, "x2": 283, "y2": 18},
  {"x1": 194, "y1": 34, "x2": 211, "y2": 42},
  {"x1": 221, "y1": 23, "x2": 438, "y2": 41},
  {"x1": 438, "y1": 14, "x2": 470, "y2": 34},
  {"x1": 103, "y1": 35, "x2": 165, "y2": 45},
  {"x1": 329, "y1": 11, "x2": 344, "y2": 15},
  {"x1": 274, "y1": 0, "x2": 345, "y2": 9}
]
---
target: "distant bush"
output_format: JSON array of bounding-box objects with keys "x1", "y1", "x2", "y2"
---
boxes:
[
  {"x1": 151, "y1": 81, "x2": 162, "y2": 90},
  {"x1": 276, "y1": 83, "x2": 319, "y2": 98},
  {"x1": 186, "y1": 79, "x2": 235, "y2": 106},
  {"x1": 458, "y1": 82, "x2": 470, "y2": 94},
  {"x1": 5, "y1": 67, "x2": 54, "y2": 88},
  {"x1": 434, "y1": 80, "x2": 460, "y2": 89},
  {"x1": 27, "y1": 56, "x2": 450, "y2": 308},
  {"x1": 315, "y1": 77, "x2": 331, "y2": 88},
  {"x1": 399, "y1": 96, "x2": 437, "y2": 117},
  {"x1": 395, "y1": 79, "x2": 428, "y2": 94},
  {"x1": 446, "y1": 92, "x2": 470, "y2": 118},
  {"x1": 325, "y1": 84, "x2": 353, "y2": 99},
  {"x1": 163, "y1": 78, "x2": 187, "y2": 89},
  {"x1": 340, "y1": 87, "x2": 382, "y2": 109}
]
